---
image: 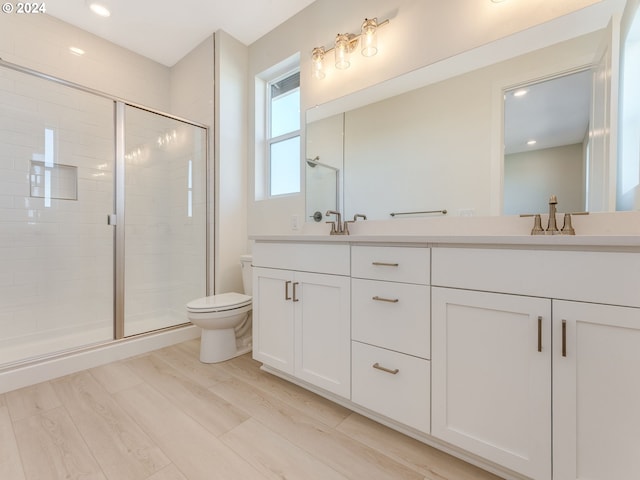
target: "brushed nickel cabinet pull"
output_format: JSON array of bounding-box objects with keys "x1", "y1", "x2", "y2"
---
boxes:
[
  {"x1": 292, "y1": 282, "x2": 299, "y2": 302},
  {"x1": 372, "y1": 296, "x2": 399, "y2": 303},
  {"x1": 562, "y1": 319, "x2": 567, "y2": 357},
  {"x1": 284, "y1": 281, "x2": 292, "y2": 300},
  {"x1": 372, "y1": 261, "x2": 399, "y2": 267},
  {"x1": 373, "y1": 362, "x2": 399, "y2": 375},
  {"x1": 538, "y1": 316, "x2": 542, "y2": 352}
]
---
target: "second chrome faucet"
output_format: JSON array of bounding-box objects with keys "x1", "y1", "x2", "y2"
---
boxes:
[{"x1": 325, "y1": 211, "x2": 367, "y2": 235}]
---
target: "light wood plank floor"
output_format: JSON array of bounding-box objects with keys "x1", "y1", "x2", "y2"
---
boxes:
[{"x1": 0, "y1": 339, "x2": 504, "y2": 480}]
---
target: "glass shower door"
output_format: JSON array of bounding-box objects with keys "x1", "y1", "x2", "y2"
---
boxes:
[
  {"x1": 0, "y1": 66, "x2": 115, "y2": 364},
  {"x1": 122, "y1": 105, "x2": 207, "y2": 337}
]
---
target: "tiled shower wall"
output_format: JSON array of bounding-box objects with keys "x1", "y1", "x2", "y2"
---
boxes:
[
  {"x1": 123, "y1": 108, "x2": 207, "y2": 336},
  {"x1": 0, "y1": 66, "x2": 115, "y2": 362}
]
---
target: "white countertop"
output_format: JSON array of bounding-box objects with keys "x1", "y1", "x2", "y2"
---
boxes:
[
  {"x1": 249, "y1": 233, "x2": 640, "y2": 248},
  {"x1": 250, "y1": 212, "x2": 640, "y2": 249}
]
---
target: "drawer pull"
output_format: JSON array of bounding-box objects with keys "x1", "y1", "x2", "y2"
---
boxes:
[
  {"x1": 373, "y1": 363, "x2": 399, "y2": 375},
  {"x1": 292, "y1": 282, "x2": 299, "y2": 302},
  {"x1": 371, "y1": 261, "x2": 399, "y2": 267},
  {"x1": 372, "y1": 296, "x2": 399, "y2": 303},
  {"x1": 284, "y1": 281, "x2": 292, "y2": 300},
  {"x1": 562, "y1": 319, "x2": 567, "y2": 357}
]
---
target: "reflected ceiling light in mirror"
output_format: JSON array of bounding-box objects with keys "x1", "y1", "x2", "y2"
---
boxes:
[
  {"x1": 69, "y1": 46, "x2": 85, "y2": 56},
  {"x1": 513, "y1": 89, "x2": 528, "y2": 97},
  {"x1": 527, "y1": 140, "x2": 537, "y2": 146},
  {"x1": 88, "y1": 2, "x2": 111, "y2": 17},
  {"x1": 311, "y1": 16, "x2": 389, "y2": 79}
]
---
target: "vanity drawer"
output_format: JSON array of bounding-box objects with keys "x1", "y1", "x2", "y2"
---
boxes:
[
  {"x1": 352, "y1": 246, "x2": 430, "y2": 284},
  {"x1": 352, "y1": 278, "x2": 430, "y2": 359},
  {"x1": 352, "y1": 341, "x2": 430, "y2": 434},
  {"x1": 252, "y1": 242, "x2": 350, "y2": 275},
  {"x1": 432, "y1": 247, "x2": 640, "y2": 307}
]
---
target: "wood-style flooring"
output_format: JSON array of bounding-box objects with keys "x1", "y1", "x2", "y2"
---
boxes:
[{"x1": 0, "y1": 339, "x2": 503, "y2": 479}]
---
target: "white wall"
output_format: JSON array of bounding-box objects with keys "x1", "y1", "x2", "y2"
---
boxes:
[
  {"x1": 247, "y1": 0, "x2": 621, "y2": 235},
  {"x1": 170, "y1": 35, "x2": 217, "y2": 293},
  {"x1": 0, "y1": 14, "x2": 171, "y2": 111},
  {"x1": 215, "y1": 31, "x2": 249, "y2": 294}
]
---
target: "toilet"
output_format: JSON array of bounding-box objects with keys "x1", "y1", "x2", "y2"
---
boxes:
[{"x1": 186, "y1": 255, "x2": 253, "y2": 363}]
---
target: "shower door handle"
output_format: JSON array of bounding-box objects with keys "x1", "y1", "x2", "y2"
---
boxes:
[{"x1": 107, "y1": 214, "x2": 117, "y2": 226}]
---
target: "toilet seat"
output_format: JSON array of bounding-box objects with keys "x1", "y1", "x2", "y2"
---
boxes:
[{"x1": 186, "y1": 292, "x2": 252, "y2": 313}]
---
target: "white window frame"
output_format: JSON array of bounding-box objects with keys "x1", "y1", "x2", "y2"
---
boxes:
[{"x1": 265, "y1": 68, "x2": 300, "y2": 198}]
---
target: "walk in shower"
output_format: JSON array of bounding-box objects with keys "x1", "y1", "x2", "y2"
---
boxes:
[{"x1": 0, "y1": 62, "x2": 208, "y2": 367}]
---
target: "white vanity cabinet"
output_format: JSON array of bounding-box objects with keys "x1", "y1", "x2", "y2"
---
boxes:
[
  {"x1": 432, "y1": 246, "x2": 640, "y2": 480},
  {"x1": 252, "y1": 242, "x2": 351, "y2": 398},
  {"x1": 553, "y1": 300, "x2": 640, "y2": 480},
  {"x1": 431, "y1": 287, "x2": 552, "y2": 480},
  {"x1": 350, "y1": 245, "x2": 431, "y2": 433}
]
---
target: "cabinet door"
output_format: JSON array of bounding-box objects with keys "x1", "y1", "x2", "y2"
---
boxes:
[
  {"x1": 294, "y1": 271, "x2": 351, "y2": 398},
  {"x1": 432, "y1": 287, "x2": 551, "y2": 480},
  {"x1": 252, "y1": 267, "x2": 294, "y2": 374},
  {"x1": 553, "y1": 301, "x2": 640, "y2": 480}
]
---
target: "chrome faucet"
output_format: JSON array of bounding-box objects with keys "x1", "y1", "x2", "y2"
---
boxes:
[
  {"x1": 343, "y1": 213, "x2": 367, "y2": 235},
  {"x1": 546, "y1": 194, "x2": 560, "y2": 235},
  {"x1": 524, "y1": 195, "x2": 587, "y2": 235},
  {"x1": 325, "y1": 210, "x2": 345, "y2": 235}
]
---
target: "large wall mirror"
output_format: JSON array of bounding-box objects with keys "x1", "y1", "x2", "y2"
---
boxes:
[{"x1": 306, "y1": 8, "x2": 638, "y2": 222}]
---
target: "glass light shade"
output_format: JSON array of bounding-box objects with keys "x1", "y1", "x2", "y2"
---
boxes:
[
  {"x1": 335, "y1": 34, "x2": 351, "y2": 69},
  {"x1": 311, "y1": 47, "x2": 326, "y2": 79},
  {"x1": 361, "y1": 18, "x2": 378, "y2": 57}
]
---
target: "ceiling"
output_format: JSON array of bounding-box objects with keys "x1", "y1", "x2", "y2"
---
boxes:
[
  {"x1": 504, "y1": 70, "x2": 592, "y2": 155},
  {"x1": 46, "y1": 0, "x2": 317, "y2": 66}
]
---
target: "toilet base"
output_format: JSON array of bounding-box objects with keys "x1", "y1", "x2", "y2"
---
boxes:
[{"x1": 199, "y1": 328, "x2": 250, "y2": 363}]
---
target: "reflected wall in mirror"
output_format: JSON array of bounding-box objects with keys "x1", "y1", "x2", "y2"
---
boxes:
[
  {"x1": 305, "y1": 113, "x2": 343, "y2": 221},
  {"x1": 503, "y1": 70, "x2": 592, "y2": 215},
  {"x1": 305, "y1": 22, "x2": 636, "y2": 221},
  {"x1": 618, "y1": 4, "x2": 640, "y2": 211}
]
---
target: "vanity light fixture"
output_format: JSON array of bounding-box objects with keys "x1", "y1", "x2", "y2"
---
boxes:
[
  {"x1": 311, "y1": 17, "x2": 389, "y2": 79},
  {"x1": 311, "y1": 47, "x2": 326, "y2": 79}
]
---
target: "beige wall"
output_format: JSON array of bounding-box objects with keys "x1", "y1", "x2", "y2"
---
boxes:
[{"x1": 505, "y1": 144, "x2": 586, "y2": 215}]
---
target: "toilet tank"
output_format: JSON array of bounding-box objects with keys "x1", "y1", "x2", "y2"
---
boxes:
[{"x1": 240, "y1": 254, "x2": 253, "y2": 295}]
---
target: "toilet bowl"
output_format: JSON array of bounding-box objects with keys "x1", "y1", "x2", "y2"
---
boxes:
[{"x1": 186, "y1": 255, "x2": 252, "y2": 363}]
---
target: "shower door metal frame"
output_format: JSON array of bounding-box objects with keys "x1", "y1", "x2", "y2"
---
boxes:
[{"x1": 0, "y1": 58, "x2": 212, "y2": 342}]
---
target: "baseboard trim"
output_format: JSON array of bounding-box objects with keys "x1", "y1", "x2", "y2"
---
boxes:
[{"x1": 0, "y1": 325, "x2": 200, "y2": 394}]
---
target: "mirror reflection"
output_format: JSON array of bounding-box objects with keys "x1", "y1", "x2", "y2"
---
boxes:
[
  {"x1": 305, "y1": 27, "x2": 634, "y2": 221},
  {"x1": 305, "y1": 113, "x2": 343, "y2": 221},
  {"x1": 503, "y1": 69, "x2": 592, "y2": 215}
]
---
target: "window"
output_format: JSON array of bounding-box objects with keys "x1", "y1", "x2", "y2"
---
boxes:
[{"x1": 267, "y1": 70, "x2": 300, "y2": 196}]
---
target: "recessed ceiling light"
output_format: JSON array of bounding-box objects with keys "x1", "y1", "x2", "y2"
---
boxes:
[
  {"x1": 69, "y1": 47, "x2": 85, "y2": 56},
  {"x1": 89, "y1": 2, "x2": 111, "y2": 17},
  {"x1": 491, "y1": 0, "x2": 507, "y2": 3},
  {"x1": 513, "y1": 89, "x2": 528, "y2": 97},
  {"x1": 527, "y1": 140, "x2": 537, "y2": 146}
]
